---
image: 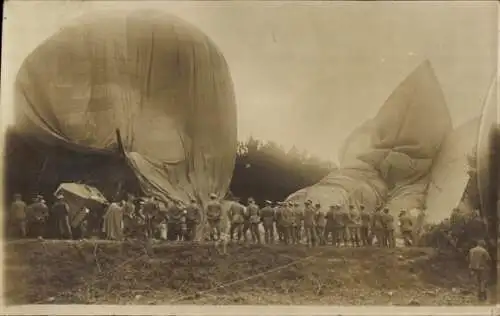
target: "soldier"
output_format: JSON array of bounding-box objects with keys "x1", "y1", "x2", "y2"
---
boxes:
[
  {"x1": 303, "y1": 200, "x2": 317, "y2": 247},
  {"x1": 281, "y1": 202, "x2": 294, "y2": 245},
  {"x1": 371, "y1": 207, "x2": 385, "y2": 247},
  {"x1": 135, "y1": 201, "x2": 147, "y2": 239},
  {"x1": 206, "y1": 193, "x2": 222, "y2": 241},
  {"x1": 143, "y1": 196, "x2": 159, "y2": 239},
  {"x1": 51, "y1": 194, "x2": 72, "y2": 240},
  {"x1": 167, "y1": 200, "x2": 184, "y2": 241},
  {"x1": 247, "y1": 197, "x2": 261, "y2": 244},
  {"x1": 123, "y1": 194, "x2": 136, "y2": 238},
  {"x1": 348, "y1": 204, "x2": 361, "y2": 247},
  {"x1": 242, "y1": 200, "x2": 251, "y2": 242},
  {"x1": 293, "y1": 202, "x2": 304, "y2": 244},
  {"x1": 314, "y1": 203, "x2": 326, "y2": 246},
  {"x1": 228, "y1": 197, "x2": 245, "y2": 242},
  {"x1": 261, "y1": 200, "x2": 275, "y2": 244},
  {"x1": 102, "y1": 199, "x2": 125, "y2": 241},
  {"x1": 10, "y1": 194, "x2": 27, "y2": 238},
  {"x1": 399, "y1": 210, "x2": 414, "y2": 247},
  {"x1": 71, "y1": 205, "x2": 90, "y2": 240},
  {"x1": 289, "y1": 202, "x2": 297, "y2": 244},
  {"x1": 185, "y1": 198, "x2": 202, "y2": 241},
  {"x1": 337, "y1": 204, "x2": 350, "y2": 247},
  {"x1": 360, "y1": 205, "x2": 372, "y2": 246},
  {"x1": 275, "y1": 202, "x2": 284, "y2": 243},
  {"x1": 468, "y1": 240, "x2": 491, "y2": 301},
  {"x1": 27, "y1": 195, "x2": 50, "y2": 239},
  {"x1": 382, "y1": 207, "x2": 395, "y2": 248},
  {"x1": 324, "y1": 205, "x2": 337, "y2": 245}
]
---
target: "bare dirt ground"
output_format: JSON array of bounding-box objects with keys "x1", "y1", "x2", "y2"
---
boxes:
[{"x1": 3, "y1": 239, "x2": 496, "y2": 305}]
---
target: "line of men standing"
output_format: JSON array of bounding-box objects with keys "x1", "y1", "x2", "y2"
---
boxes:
[
  {"x1": 10, "y1": 191, "x2": 421, "y2": 247},
  {"x1": 9, "y1": 193, "x2": 78, "y2": 240},
  {"x1": 101, "y1": 194, "x2": 203, "y2": 242},
  {"x1": 225, "y1": 197, "x2": 421, "y2": 247}
]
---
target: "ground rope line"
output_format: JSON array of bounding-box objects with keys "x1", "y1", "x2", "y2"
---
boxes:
[{"x1": 168, "y1": 247, "x2": 326, "y2": 304}]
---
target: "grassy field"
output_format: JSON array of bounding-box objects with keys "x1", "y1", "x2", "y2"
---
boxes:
[{"x1": 3, "y1": 239, "x2": 496, "y2": 305}]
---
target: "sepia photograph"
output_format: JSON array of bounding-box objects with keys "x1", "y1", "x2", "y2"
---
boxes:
[{"x1": 1, "y1": 0, "x2": 499, "y2": 313}]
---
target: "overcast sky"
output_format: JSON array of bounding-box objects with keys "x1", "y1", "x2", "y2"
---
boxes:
[{"x1": 1, "y1": 1, "x2": 498, "y2": 163}]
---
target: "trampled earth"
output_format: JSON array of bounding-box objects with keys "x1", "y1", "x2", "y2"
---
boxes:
[{"x1": 4, "y1": 240, "x2": 495, "y2": 305}]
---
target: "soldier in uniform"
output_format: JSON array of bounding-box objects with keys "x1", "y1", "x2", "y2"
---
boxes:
[
  {"x1": 261, "y1": 200, "x2": 275, "y2": 244},
  {"x1": 399, "y1": 210, "x2": 414, "y2": 247},
  {"x1": 185, "y1": 198, "x2": 202, "y2": 241},
  {"x1": 293, "y1": 202, "x2": 304, "y2": 244},
  {"x1": 143, "y1": 196, "x2": 159, "y2": 239},
  {"x1": 123, "y1": 194, "x2": 136, "y2": 238},
  {"x1": 206, "y1": 193, "x2": 222, "y2": 241},
  {"x1": 167, "y1": 200, "x2": 184, "y2": 241},
  {"x1": 10, "y1": 194, "x2": 27, "y2": 238},
  {"x1": 275, "y1": 202, "x2": 284, "y2": 243},
  {"x1": 337, "y1": 204, "x2": 350, "y2": 247},
  {"x1": 28, "y1": 195, "x2": 50, "y2": 239},
  {"x1": 359, "y1": 204, "x2": 372, "y2": 246},
  {"x1": 303, "y1": 200, "x2": 316, "y2": 247},
  {"x1": 228, "y1": 197, "x2": 245, "y2": 242},
  {"x1": 371, "y1": 207, "x2": 385, "y2": 247},
  {"x1": 382, "y1": 207, "x2": 395, "y2": 248},
  {"x1": 247, "y1": 197, "x2": 261, "y2": 244},
  {"x1": 324, "y1": 204, "x2": 337, "y2": 245},
  {"x1": 314, "y1": 203, "x2": 327, "y2": 245},
  {"x1": 348, "y1": 204, "x2": 361, "y2": 247},
  {"x1": 280, "y1": 202, "x2": 294, "y2": 245},
  {"x1": 135, "y1": 201, "x2": 147, "y2": 239},
  {"x1": 289, "y1": 202, "x2": 297, "y2": 244},
  {"x1": 242, "y1": 200, "x2": 251, "y2": 243},
  {"x1": 50, "y1": 194, "x2": 71, "y2": 240},
  {"x1": 468, "y1": 240, "x2": 491, "y2": 301}
]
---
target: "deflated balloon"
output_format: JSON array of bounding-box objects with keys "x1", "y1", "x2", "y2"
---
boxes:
[
  {"x1": 287, "y1": 61, "x2": 452, "y2": 219},
  {"x1": 425, "y1": 117, "x2": 480, "y2": 223},
  {"x1": 13, "y1": 10, "x2": 237, "y2": 208},
  {"x1": 476, "y1": 76, "x2": 498, "y2": 219}
]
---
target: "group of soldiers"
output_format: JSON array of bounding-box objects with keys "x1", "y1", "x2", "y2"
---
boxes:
[
  {"x1": 101, "y1": 194, "x2": 203, "y2": 241},
  {"x1": 8, "y1": 191, "x2": 202, "y2": 241},
  {"x1": 9, "y1": 190, "x2": 423, "y2": 248},
  {"x1": 221, "y1": 197, "x2": 421, "y2": 247},
  {"x1": 9, "y1": 193, "x2": 80, "y2": 239}
]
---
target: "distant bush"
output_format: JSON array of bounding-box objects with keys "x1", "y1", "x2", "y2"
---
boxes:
[{"x1": 419, "y1": 211, "x2": 488, "y2": 256}]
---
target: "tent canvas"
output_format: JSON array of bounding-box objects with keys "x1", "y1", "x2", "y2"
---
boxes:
[
  {"x1": 54, "y1": 182, "x2": 108, "y2": 228},
  {"x1": 55, "y1": 183, "x2": 108, "y2": 204}
]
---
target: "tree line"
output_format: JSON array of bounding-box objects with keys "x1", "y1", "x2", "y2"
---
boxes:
[{"x1": 229, "y1": 137, "x2": 336, "y2": 205}]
